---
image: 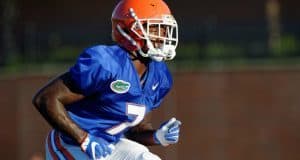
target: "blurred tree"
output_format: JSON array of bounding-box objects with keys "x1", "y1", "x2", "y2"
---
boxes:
[
  {"x1": 266, "y1": 0, "x2": 281, "y2": 55},
  {"x1": 1, "y1": 0, "x2": 17, "y2": 66}
]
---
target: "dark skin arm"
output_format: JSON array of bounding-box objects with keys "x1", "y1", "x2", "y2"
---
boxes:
[
  {"x1": 124, "y1": 53, "x2": 160, "y2": 146},
  {"x1": 125, "y1": 114, "x2": 158, "y2": 146},
  {"x1": 32, "y1": 72, "x2": 87, "y2": 144},
  {"x1": 33, "y1": 72, "x2": 159, "y2": 146}
]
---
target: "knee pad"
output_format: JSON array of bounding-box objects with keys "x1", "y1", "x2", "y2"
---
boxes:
[
  {"x1": 137, "y1": 152, "x2": 161, "y2": 160},
  {"x1": 115, "y1": 138, "x2": 161, "y2": 160}
]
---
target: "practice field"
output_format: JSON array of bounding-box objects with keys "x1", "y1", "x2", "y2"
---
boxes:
[{"x1": 1, "y1": 68, "x2": 300, "y2": 160}]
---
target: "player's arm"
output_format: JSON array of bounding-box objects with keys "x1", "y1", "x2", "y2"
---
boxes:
[
  {"x1": 32, "y1": 72, "x2": 87, "y2": 144},
  {"x1": 125, "y1": 114, "x2": 157, "y2": 146},
  {"x1": 126, "y1": 115, "x2": 182, "y2": 147}
]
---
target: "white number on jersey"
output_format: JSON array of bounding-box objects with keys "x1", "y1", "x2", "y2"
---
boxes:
[{"x1": 106, "y1": 103, "x2": 146, "y2": 135}]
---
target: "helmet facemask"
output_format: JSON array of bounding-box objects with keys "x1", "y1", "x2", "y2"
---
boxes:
[{"x1": 116, "y1": 8, "x2": 178, "y2": 61}]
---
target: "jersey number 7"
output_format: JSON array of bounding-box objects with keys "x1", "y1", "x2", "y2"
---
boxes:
[{"x1": 106, "y1": 103, "x2": 146, "y2": 135}]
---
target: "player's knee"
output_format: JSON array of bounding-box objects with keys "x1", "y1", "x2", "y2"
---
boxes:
[
  {"x1": 137, "y1": 152, "x2": 161, "y2": 160},
  {"x1": 118, "y1": 138, "x2": 161, "y2": 160}
]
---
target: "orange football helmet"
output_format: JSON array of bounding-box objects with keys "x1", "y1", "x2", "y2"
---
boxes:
[{"x1": 111, "y1": 0, "x2": 178, "y2": 61}]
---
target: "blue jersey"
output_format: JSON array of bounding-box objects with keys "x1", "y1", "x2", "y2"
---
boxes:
[{"x1": 63, "y1": 45, "x2": 172, "y2": 143}]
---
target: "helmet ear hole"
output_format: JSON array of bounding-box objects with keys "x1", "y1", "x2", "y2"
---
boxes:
[
  {"x1": 118, "y1": 23, "x2": 130, "y2": 34},
  {"x1": 112, "y1": 22, "x2": 145, "y2": 52}
]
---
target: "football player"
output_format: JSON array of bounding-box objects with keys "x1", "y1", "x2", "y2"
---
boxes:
[{"x1": 33, "y1": 0, "x2": 181, "y2": 159}]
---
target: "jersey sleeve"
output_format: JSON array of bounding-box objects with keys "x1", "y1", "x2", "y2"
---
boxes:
[{"x1": 69, "y1": 47, "x2": 112, "y2": 96}]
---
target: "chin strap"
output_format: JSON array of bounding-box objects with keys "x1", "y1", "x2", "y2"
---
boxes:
[
  {"x1": 129, "y1": 8, "x2": 177, "y2": 61},
  {"x1": 116, "y1": 8, "x2": 176, "y2": 62},
  {"x1": 129, "y1": 8, "x2": 168, "y2": 62},
  {"x1": 116, "y1": 24, "x2": 150, "y2": 59},
  {"x1": 117, "y1": 23, "x2": 165, "y2": 61},
  {"x1": 128, "y1": 8, "x2": 157, "y2": 58}
]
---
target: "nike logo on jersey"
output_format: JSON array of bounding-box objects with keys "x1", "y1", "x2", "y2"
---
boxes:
[{"x1": 152, "y1": 82, "x2": 159, "y2": 90}]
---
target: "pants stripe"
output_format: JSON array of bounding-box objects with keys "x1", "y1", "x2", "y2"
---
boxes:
[
  {"x1": 47, "y1": 132, "x2": 59, "y2": 160},
  {"x1": 54, "y1": 131, "x2": 75, "y2": 160}
]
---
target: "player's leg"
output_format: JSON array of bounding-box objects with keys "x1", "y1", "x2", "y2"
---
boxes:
[
  {"x1": 46, "y1": 130, "x2": 160, "y2": 160},
  {"x1": 45, "y1": 130, "x2": 89, "y2": 160},
  {"x1": 106, "y1": 138, "x2": 161, "y2": 160}
]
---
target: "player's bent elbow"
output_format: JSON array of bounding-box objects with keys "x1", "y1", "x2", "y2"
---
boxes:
[
  {"x1": 32, "y1": 91, "x2": 48, "y2": 111},
  {"x1": 32, "y1": 92, "x2": 42, "y2": 109}
]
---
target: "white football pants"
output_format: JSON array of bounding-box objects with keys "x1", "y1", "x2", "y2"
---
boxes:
[{"x1": 45, "y1": 130, "x2": 161, "y2": 160}]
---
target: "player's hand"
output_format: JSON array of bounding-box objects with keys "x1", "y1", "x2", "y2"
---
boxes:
[
  {"x1": 154, "y1": 117, "x2": 182, "y2": 146},
  {"x1": 80, "y1": 133, "x2": 114, "y2": 160}
]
